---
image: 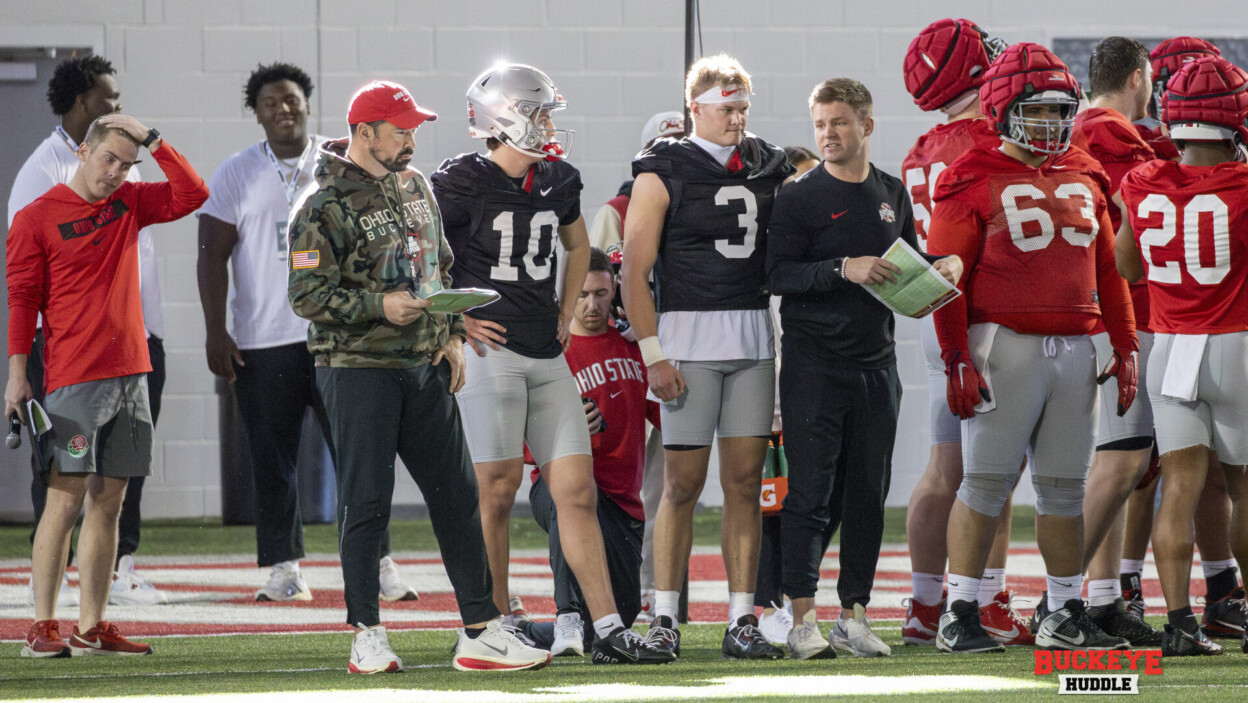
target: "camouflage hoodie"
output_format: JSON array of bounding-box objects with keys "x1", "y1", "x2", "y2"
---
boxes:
[{"x1": 288, "y1": 138, "x2": 465, "y2": 367}]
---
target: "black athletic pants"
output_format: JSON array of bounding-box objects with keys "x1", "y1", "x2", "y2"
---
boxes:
[
  {"x1": 30, "y1": 333, "x2": 165, "y2": 563},
  {"x1": 317, "y1": 363, "x2": 498, "y2": 628},
  {"x1": 234, "y1": 343, "x2": 390, "y2": 567},
  {"x1": 755, "y1": 512, "x2": 838, "y2": 608},
  {"x1": 528, "y1": 475, "x2": 643, "y2": 648},
  {"x1": 779, "y1": 336, "x2": 899, "y2": 609}
]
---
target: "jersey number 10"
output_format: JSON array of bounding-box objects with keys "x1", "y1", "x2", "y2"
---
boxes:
[{"x1": 489, "y1": 210, "x2": 560, "y2": 282}]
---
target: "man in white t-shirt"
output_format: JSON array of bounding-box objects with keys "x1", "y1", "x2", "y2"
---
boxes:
[
  {"x1": 6, "y1": 54, "x2": 169, "y2": 607},
  {"x1": 196, "y1": 63, "x2": 416, "y2": 603}
]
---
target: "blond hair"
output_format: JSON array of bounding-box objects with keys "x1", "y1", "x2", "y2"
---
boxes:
[
  {"x1": 808, "y1": 78, "x2": 873, "y2": 120},
  {"x1": 685, "y1": 54, "x2": 753, "y2": 105}
]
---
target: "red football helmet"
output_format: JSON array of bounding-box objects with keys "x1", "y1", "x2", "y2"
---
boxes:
[
  {"x1": 1149, "y1": 37, "x2": 1221, "y2": 119},
  {"x1": 1162, "y1": 56, "x2": 1248, "y2": 154},
  {"x1": 904, "y1": 18, "x2": 1007, "y2": 112},
  {"x1": 979, "y1": 42, "x2": 1081, "y2": 154}
]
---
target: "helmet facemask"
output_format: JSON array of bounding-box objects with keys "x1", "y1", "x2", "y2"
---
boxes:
[
  {"x1": 1004, "y1": 91, "x2": 1079, "y2": 155},
  {"x1": 507, "y1": 100, "x2": 575, "y2": 161}
]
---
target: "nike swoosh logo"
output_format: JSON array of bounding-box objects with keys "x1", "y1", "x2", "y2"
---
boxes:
[
  {"x1": 982, "y1": 624, "x2": 1019, "y2": 639},
  {"x1": 944, "y1": 633, "x2": 959, "y2": 648},
  {"x1": 481, "y1": 641, "x2": 509, "y2": 656},
  {"x1": 722, "y1": 88, "x2": 740, "y2": 97},
  {"x1": 904, "y1": 617, "x2": 936, "y2": 635},
  {"x1": 829, "y1": 210, "x2": 848, "y2": 219},
  {"x1": 610, "y1": 391, "x2": 623, "y2": 399},
  {"x1": 1055, "y1": 581, "x2": 1073, "y2": 587},
  {"x1": 1051, "y1": 165, "x2": 1068, "y2": 169},
  {"x1": 540, "y1": 187, "x2": 552, "y2": 196},
  {"x1": 77, "y1": 637, "x2": 103, "y2": 649},
  {"x1": 948, "y1": 581, "x2": 960, "y2": 588}
]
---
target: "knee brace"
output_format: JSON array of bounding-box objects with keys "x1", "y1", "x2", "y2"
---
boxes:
[
  {"x1": 1032, "y1": 475, "x2": 1086, "y2": 517},
  {"x1": 956, "y1": 472, "x2": 1015, "y2": 518}
]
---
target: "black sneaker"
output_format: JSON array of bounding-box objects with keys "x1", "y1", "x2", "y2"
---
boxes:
[
  {"x1": 644, "y1": 615, "x2": 681, "y2": 657},
  {"x1": 1037, "y1": 599, "x2": 1130, "y2": 651},
  {"x1": 1163, "y1": 624, "x2": 1223, "y2": 656},
  {"x1": 936, "y1": 599, "x2": 1005, "y2": 654},
  {"x1": 591, "y1": 626, "x2": 677, "y2": 665},
  {"x1": 1029, "y1": 591, "x2": 1050, "y2": 635},
  {"x1": 1088, "y1": 597, "x2": 1163, "y2": 646},
  {"x1": 722, "y1": 614, "x2": 785, "y2": 660},
  {"x1": 1201, "y1": 589, "x2": 1246, "y2": 638}
]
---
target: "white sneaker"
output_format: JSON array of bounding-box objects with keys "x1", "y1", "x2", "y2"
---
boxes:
[
  {"x1": 27, "y1": 573, "x2": 79, "y2": 608},
  {"x1": 349, "y1": 624, "x2": 402, "y2": 674},
  {"x1": 453, "y1": 619, "x2": 551, "y2": 671},
  {"x1": 378, "y1": 556, "x2": 418, "y2": 602},
  {"x1": 759, "y1": 601, "x2": 794, "y2": 647},
  {"x1": 830, "y1": 603, "x2": 892, "y2": 657},
  {"x1": 551, "y1": 611, "x2": 585, "y2": 657},
  {"x1": 255, "y1": 560, "x2": 312, "y2": 602},
  {"x1": 108, "y1": 555, "x2": 170, "y2": 606},
  {"x1": 636, "y1": 589, "x2": 655, "y2": 623},
  {"x1": 787, "y1": 610, "x2": 836, "y2": 660}
]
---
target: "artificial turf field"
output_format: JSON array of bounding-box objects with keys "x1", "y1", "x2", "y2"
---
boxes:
[{"x1": 3, "y1": 508, "x2": 1246, "y2": 701}]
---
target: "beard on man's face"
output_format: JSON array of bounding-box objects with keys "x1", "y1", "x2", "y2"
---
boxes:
[{"x1": 370, "y1": 145, "x2": 413, "y2": 173}]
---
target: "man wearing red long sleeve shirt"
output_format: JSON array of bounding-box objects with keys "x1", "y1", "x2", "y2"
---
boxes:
[
  {"x1": 6, "y1": 115, "x2": 208, "y2": 658},
  {"x1": 927, "y1": 44, "x2": 1138, "y2": 654}
]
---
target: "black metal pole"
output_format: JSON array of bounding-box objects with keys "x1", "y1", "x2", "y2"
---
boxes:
[{"x1": 683, "y1": 0, "x2": 696, "y2": 136}]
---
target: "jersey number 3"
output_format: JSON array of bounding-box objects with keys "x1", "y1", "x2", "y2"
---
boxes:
[
  {"x1": 714, "y1": 185, "x2": 759, "y2": 259},
  {"x1": 490, "y1": 210, "x2": 560, "y2": 282}
]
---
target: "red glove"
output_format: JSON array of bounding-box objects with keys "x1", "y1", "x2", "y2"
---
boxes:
[
  {"x1": 1096, "y1": 349, "x2": 1138, "y2": 417},
  {"x1": 942, "y1": 348, "x2": 990, "y2": 420}
]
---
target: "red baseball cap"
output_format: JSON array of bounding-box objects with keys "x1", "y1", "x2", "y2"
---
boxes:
[{"x1": 347, "y1": 80, "x2": 437, "y2": 129}]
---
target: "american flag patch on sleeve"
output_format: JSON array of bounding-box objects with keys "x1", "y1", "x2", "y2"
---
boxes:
[{"x1": 292, "y1": 250, "x2": 319, "y2": 269}]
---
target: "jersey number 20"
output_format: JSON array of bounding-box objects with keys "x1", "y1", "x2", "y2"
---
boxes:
[
  {"x1": 489, "y1": 210, "x2": 560, "y2": 282},
  {"x1": 1137, "y1": 194, "x2": 1230, "y2": 286}
]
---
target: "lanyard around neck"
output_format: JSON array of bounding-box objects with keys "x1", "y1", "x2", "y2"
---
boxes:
[{"x1": 264, "y1": 136, "x2": 315, "y2": 207}]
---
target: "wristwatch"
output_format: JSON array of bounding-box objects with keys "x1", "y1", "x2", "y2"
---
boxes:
[{"x1": 141, "y1": 128, "x2": 160, "y2": 149}]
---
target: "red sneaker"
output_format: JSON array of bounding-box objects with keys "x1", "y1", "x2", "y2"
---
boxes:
[
  {"x1": 21, "y1": 620, "x2": 70, "y2": 658},
  {"x1": 979, "y1": 591, "x2": 1035, "y2": 646},
  {"x1": 69, "y1": 621, "x2": 153, "y2": 656},
  {"x1": 901, "y1": 597, "x2": 943, "y2": 645}
]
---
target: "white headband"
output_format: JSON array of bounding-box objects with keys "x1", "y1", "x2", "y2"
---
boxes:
[{"x1": 692, "y1": 84, "x2": 750, "y2": 105}]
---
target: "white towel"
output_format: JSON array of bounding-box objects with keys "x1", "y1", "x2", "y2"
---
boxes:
[
  {"x1": 968, "y1": 322, "x2": 1000, "y2": 414},
  {"x1": 1160, "y1": 334, "x2": 1207, "y2": 402}
]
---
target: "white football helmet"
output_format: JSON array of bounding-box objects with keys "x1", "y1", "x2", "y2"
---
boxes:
[{"x1": 467, "y1": 63, "x2": 574, "y2": 160}]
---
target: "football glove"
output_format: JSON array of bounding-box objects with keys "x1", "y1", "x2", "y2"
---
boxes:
[
  {"x1": 1096, "y1": 349, "x2": 1138, "y2": 417},
  {"x1": 942, "y1": 348, "x2": 990, "y2": 420}
]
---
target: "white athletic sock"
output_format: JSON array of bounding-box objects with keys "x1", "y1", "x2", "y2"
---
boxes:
[
  {"x1": 1087, "y1": 578, "x2": 1121, "y2": 607},
  {"x1": 979, "y1": 568, "x2": 1006, "y2": 605},
  {"x1": 1203, "y1": 559, "x2": 1236, "y2": 578},
  {"x1": 1120, "y1": 559, "x2": 1145, "y2": 576},
  {"x1": 912, "y1": 572, "x2": 945, "y2": 606},
  {"x1": 947, "y1": 574, "x2": 980, "y2": 608},
  {"x1": 593, "y1": 613, "x2": 624, "y2": 640},
  {"x1": 1047, "y1": 574, "x2": 1083, "y2": 612},
  {"x1": 654, "y1": 590, "x2": 681, "y2": 625},
  {"x1": 728, "y1": 592, "x2": 754, "y2": 625}
]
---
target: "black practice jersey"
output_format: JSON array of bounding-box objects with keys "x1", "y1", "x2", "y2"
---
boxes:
[
  {"x1": 767, "y1": 164, "x2": 927, "y2": 369},
  {"x1": 431, "y1": 153, "x2": 582, "y2": 359},
  {"x1": 632, "y1": 136, "x2": 793, "y2": 312}
]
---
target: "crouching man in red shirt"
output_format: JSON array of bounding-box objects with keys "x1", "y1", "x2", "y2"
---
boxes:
[{"x1": 6, "y1": 114, "x2": 208, "y2": 658}]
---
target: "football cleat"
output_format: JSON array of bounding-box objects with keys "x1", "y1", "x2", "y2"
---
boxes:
[
  {"x1": 1088, "y1": 597, "x2": 1163, "y2": 646},
  {"x1": 452, "y1": 619, "x2": 551, "y2": 671},
  {"x1": 901, "y1": 596, "x2": 943, "y2": 645},
  {"x1": 1201, "y1": 589, "x2": 1247, "y2": 638},
  {"x1": 644, "y1": 615, "x2": 681, "y2": 657},
  {"x1": 349, "y1": 624, "x2": 401, "y2": 674},
  {"x1": 1030, "y1": 591, "x2": 1051, "y2": 635},
  {"x1": 68, "y1": 621, "x2": 153, "y2": 656},
  {"x1": 722, "y1": 614, "x2": 785, "y2": 660},
  {"x1": 591, "y1": 626, "x2": 676, "y2": 665},
  {"x1": 1036, "y1": 599, "x2": 1130, "y2": 651},
  {"x1": 937, "y1": 599, "x2": 1005, "y2": 654},
  {"x1": 1163, "y1": 623, "x2": 1223, "y2": 656},
  {"x1": 20, "y1": 620, "x2": 70, "y2": 659},
  {"x1": 979, "y1": 591, "x2": 1035, "y2": 646},
  {"x1": 830, "y1": 604, "x2": 891, "y2": 657}
]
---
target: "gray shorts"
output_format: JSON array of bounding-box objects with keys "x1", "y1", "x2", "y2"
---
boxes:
[
  {"x1": 921, "y1": 315, "x2": 962, "y2": 444},
  {"x1": 1092, "y1": 331, "x2": 1154, "y2": 447},
  {"x1": 42, "y1": 374, "x2": 153, "y2": 478},
  {"x1": 660, "y1": 358, "x2": 775, "y2": 447},
  {"x1": 1149, "y1": 332, "x2": 1248, "y2": 464},
  {"x1": 962, "y1": 326, "x2": 1098, "y2": 480},
  {"x1": 457, "y1": 345, "x2": 591, "y2": 465}
]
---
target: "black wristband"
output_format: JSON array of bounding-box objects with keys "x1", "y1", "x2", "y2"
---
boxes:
[{"x1": 141, "y1": 128, "x2": 160, "y2": 149}]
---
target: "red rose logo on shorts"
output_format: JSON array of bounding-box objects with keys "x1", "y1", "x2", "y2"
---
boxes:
[{"x1": 68, "y1": 435, "x2": 89, "y2": 459}]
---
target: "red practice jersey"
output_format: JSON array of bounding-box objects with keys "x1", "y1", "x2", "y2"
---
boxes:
[
  {"x1": 901, "y1": 116, "x2": 1000, "y2": 250},
  {"x1": 1119, "y1": 159, "x2": 1248, "y2": 334},
  {"x1": 7, "y1": 143, "x2": 208, "y2": 393},
  {"x1": 527, "y1": 327, "x2": 659, "y2": 521},
  {"x1": 1135, "y1": 122, "x2": 1181, "y2": 162},
  {"x1": 929, "y1": 145, "x2": 1136, "y2": 355},
  {"x1": 1072, "y1": 107, "x2": 1156, "y2": 333}
]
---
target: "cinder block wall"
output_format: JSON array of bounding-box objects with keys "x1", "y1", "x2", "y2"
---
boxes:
[{"x1": 0, "y1": 0, "x2": 1240, "y2": 518}]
